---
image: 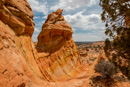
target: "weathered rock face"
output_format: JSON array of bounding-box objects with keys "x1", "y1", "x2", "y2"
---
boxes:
[
  {"x1": 36, "y1": 9, "x2": 73, "y2": 52},
  {"x1": 0, "y1": 0, "x2": 44, "y2": 86},
  {"x1": 0, "y1": 0, "x2": 34, "y2": 36},
  {"x1": 79, "y1": 49, "x2": 88, "y2": 65},
  {"x1": 97, "y1": 49, "x2": 108, "y2": 61},
  {"x1": 36, "y1": 9, "x2": 82, "y2": 81},
  {"x1": 79, "y1": 49, "x2": 88, "y2": 57},
  {"x1": 0, "y1": 0, "x2": 83, "y2": 85}
]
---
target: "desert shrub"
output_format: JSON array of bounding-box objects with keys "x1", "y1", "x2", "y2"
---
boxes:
[
  {"x1": 90, "y1": 60, "x2": 116, "y2": 87},
  {"x1": 95, "y1": 60, "x2": 116, "y2": 78},
  {"x1": 86, "y1": 49, "x2": 89, "y2": 51},
  {"x1": 97, "y1": 45, "x2": 100, "y2": 48},
  {"x1": 89, "y1": 46, "x2": 92, "y2": 48},
  {"x1": 95, "y1": 48, "x2": 97, "y2": 52},
  {"x1": 86, "y1": 47, "x2": 89, "y2": 51},
  {"x1": 99, "y1": 47, "x2": 102, "y2": 50}
]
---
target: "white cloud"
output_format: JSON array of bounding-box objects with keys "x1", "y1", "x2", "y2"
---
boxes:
[
  {"x1": 34, "y1": 16, "x2": 40, "y2": 19},
  {"x1": 73, "y1": 33, "x2": 107, "y2": 41},
  {"x1": 42, "y1": 16, "x2": 47, "y2": 19},
  {"x1": 34, "y1": 20, "x2": 45, "y2": 27},
  {"x1": 28, "y1": 0, "x2": 48, "y2": 15},
  {"x1": 72, "y1": 28, "x2": 77, "y2": 32},
  {"x1": 33, "y1": 34, "x2": 38, "y2": 37},
  {"x1": 50, "y1": 0, "x2": 96, "y2": 11},
  {"x1": 32, "y1": 34, "x2": 38, "y2": 42},
  {"x1": 64, "y1": 9, "x2": 105, "y2": 30},
  {"x1": 34, "y1": 28, "x2": 40, "y2": 32}
]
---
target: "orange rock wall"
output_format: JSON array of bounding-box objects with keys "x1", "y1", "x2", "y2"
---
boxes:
[
  {"x1": 0, "y1": 0, "x2": 43, "y2": 86},
  {"x1": 0, "y1": 20, "x2": 45, "y2": 87}
]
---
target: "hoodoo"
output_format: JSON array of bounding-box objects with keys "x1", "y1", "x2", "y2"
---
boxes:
[{"x1": 36, "y1": 9, "x2": 82, "y2": 81}]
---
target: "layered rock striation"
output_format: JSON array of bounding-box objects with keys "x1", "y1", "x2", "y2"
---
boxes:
[
  {"x1": 0, "y1": 0, "x2": 34, "y2": 36},
  {"x1": 0, "y1": 0, "x2": 82, "y2": 86},
  {"x1": 36, "y1": 9, "x2": 82, "y2": 81},
  {"x1": 0, "y1": 0, "x2": 43, "y2": 86}
]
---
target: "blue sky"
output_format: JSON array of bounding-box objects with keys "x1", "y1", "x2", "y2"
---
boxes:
[{"x1": 27, "y1": 0, "x2": 107, "y2": 42}]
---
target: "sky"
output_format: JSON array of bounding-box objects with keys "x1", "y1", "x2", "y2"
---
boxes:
[{"x1": 27, "y1": 0, "x2": 108, "y2": 42}]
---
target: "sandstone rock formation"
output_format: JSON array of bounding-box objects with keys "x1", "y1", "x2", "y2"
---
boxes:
[
  {"x1": 1, "y1": 0, "x2": 129, "y2": 86},
  {"x1": 97, "y1": 49, "x2": 108, "y2": 61},
  {"x1": 0, "y1": 0, "x2": 83, "y2": 86},
  {"x1": 0, "y1": 0, "x2": 44, "y2": 86},
  {"x1": 0, "y1": 0, "x2": 34, "y2": 36},
  {"x1": 36, "y1": 9, "x2": 82, "y2": 81},
  {"x1": 79, "y1": 49, "x2": 89, "y2": 65},
  {"x1": 79, "y1": 49, "x2": 88, "y2": 57}
]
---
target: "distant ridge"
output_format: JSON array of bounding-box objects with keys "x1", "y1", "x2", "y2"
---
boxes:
[{"x1": 75, "y1": 41, "x2": 104, "y2": 45}]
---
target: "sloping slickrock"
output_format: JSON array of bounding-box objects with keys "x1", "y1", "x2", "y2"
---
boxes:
[
  {"x1": 36, "y1": 9, "x2": 82, "y2": 81},
  {"x1": 0, "y1": 0, "x2": 84, "y2": 86},
  {"x1": 0, "y1": 0, "x2": 44, "y2": 86}
]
